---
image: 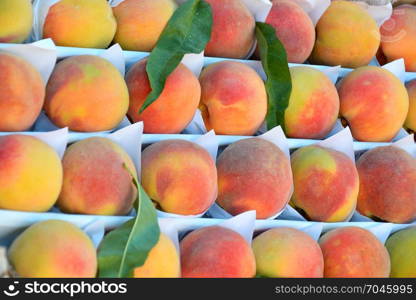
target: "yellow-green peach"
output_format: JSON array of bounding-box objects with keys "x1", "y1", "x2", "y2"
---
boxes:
[
  {"x1": 9, "y1": 220, "x2": 97, "y2": 278},
  {"x1": 253, "y1": 227, "x2": 324, "y2": 278},
  {"x1": 0, "y1": 0, "x2": 33, "y2": 43},
  {"x1": 291, "y1": 145, "x2": 359, "y2": 222},
  {"x1": 43, "y1": 0, "x2": 116, "y2": 48},
  {"x1": 386, "y1": 226, "x2": 416, "y2": 278},
  {"x1": 44, "y1": 55, "x2": 129, "y2": 132},
  {"x1": 285, "y1": 66, "x2": 339, "y2": 139},
  {"x1": 0, "y1": 135, "x2": 62, "y2": 212},
  {"x1": 404, "y1": 79, "x2": 416, "y2": 131}
]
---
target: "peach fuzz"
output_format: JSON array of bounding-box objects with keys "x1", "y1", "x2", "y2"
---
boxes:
[
  {"x1": 44, "y1": 55, "x2": 129, "y2": 132},
  {"x1": 386, "y1": 226, "x2": 416, "y2": 278},
  {"x1": 134, "y1": 233, "x2": 180, "y2": 278},
  {"x1": 204, "y1": 0, "x2": 255, "y2": 59},
  {"x1": 253, "y1": 228, "x2": 324, "y2": 278},
  {"x1": 0, "y1": 135, "x2": 62, "y2": 212},
  {"x1": 356, "y1": 146, "x2": 416, "y2": 224},
  {"x1": 0, "y1": 52, "x2": 45, "y2": 132},
  {"x1": 9, "y1": 220, "x2": 97, "y2": 278},
  {"x1": 42, "y1": 0, "x2": 116, "y2": 49},
  {"x1": 284, "y1": 67, "x2": 339, "y2": 139},
  {"x1": 381, "y1": 5, "x2": 416, "y2": 72},
  {"x1": 290, "y1": 145, "x2": 359, "y2": 222},
  {"x1": 310, "y1": 1, "x2": 380, "y2": 68},
  {"x1": 113, "y1": 0, "x2": 177, "y2": 52},
  {"x1": 319, "y1": 227, "x2": 390, "y2": 278},
  {"x1": 264, "y1": 0, "x2": 315, "y2": 63},
  {"x1": 338, "y1": 66, "x2": 409, "y2": 142},
  {"x1": 58, "y1": 137, "x2": 137, "y2": 216},
  {"x1": 0, "y1": 0, "x2": 32, "y2": 43},
  {"x1": 180, "y1": 226, "x2": 256, "y2": 278},
  {"x1": 199, "y1": 61, "x2": 267, "y2": 136},
  {"x1": 126, "y1": 59, "x2": 201, "y2": 134},
  {"x1": 404, "y1": 79, "x2": 416, "y2": 132},
  {"x1": 141, "y1": 140, "x2": 217, "y2": 216},
  {"x1": 216, "y1": 138, "x2": 292, "y2": 219}
]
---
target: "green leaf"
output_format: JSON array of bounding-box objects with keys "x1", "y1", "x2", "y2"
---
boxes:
[
  {"x1": 255, "y1": 22, "x2": 292, "y2": 131},
  {"x1": 97, "y1": 169, "x2": 160, "y2": 278},
  {"x1": 139, "y1": 0, "x2": 213, "y2": 113}
]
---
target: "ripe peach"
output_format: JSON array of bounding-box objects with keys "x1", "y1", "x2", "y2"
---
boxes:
[
  {"x1": 204, "y1": 0, "x2": 255, "y2": 58},
  {"x1": 338, "y1": 66, "x2": 409, "y2": 142},
  {"x1": 0, "y1": 52, "x2": 45, "y2": 132},
  {"x1": 285, "y1": 66, "x2": 339, "y2": 139},
  {"x1": 356, "y1": 146, "x2": 416, "y2": 224},
  {"x1": 310, "y1": 1, "x2": 380, "y2": 68},
  {"x1": 291, "y1": 145, "x2": 359, "y2": 222},
  {"x1": 134, "y1": 233, "x2": 180, "y2": 278},
  {"x1": 113, "y1": 0, "x2": 177, "y2": 52},
  {"x1": 44, "y1": 55, "x2": 129, "y2": 132},
  {"x1": 264, "y1": 0, "x2": 315, "y2": 63},
  {"x1": 57, "y1": 137, "x2": 137, "y2": 216},
  {"x1": 216, "y1": 138, "x2": 292, "y2": 219},
  {"x1": 126, "y1": 59, "x2": 200, "y2": 134},
  {"x1": 180, "y1": 226, "x2": 256, "y2": 278},
  {"x1": 319, "y1": 227, "x2": 390, "y2": 278},
  {"x1": 141, "y1": 140, "x2": 217, "y2": 216},
  {"x1": 381, "y1": 5, "x2": 416, "y2": 72},
  {"x1": 253, "y1": 227, "x2": 324, "y2": 278},
  {"x1": 9, "y1": 220, "x2": 97, "y2": 278},
  {"x1": 404, "y1": 79, "x2": 416, "y2": 132},
  {"x1": 0, "y1": 0, "x2": 32, "y2": 43},
  {"x1": 199, "y1": 61, "x2": 267, "y2": 136},
  {"x1": 42, "y1": 0, "x2": 116, "y2": 48},
  {"x1": 386, "y1": 226, "x2": 416, "y2": 278},
  {"x1": 0, "y1": 135, "x2": 62, "y2": 212}
]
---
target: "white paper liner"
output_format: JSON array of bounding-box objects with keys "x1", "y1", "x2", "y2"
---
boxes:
[
  {"x1": 292, "y1": 0, "x2": 331, "y2": 25},
  {"x1": 31, "y1": 0, "x2": 61, "y2": 42},
  {"x1": 352, "y1": 134, "x2": 416, "y2": 223},
  {"x1": 82, "y1": 220, "x2": 105, "y2": 248},
  {"x1": 208, "y1": 126, "x2": 294, "y2": 220},
  {"x1": 158, "y1": 218, "x2": 181, "y2": 253},
  {"x1": 354, "y1": 1, "x2": 393, "y2": 27},
  {"x1": 254, "y1": 220, "x2": 323, "y2": 241},
  {"x1": 33, "y1": 44, "x2": 129, "y2": 133},
  {"x1": 0, "y1": 39, "x2": 57, "y2": 83},
  {"x1": 155, "y1": 130, "x2": 219, "y2": 219}
]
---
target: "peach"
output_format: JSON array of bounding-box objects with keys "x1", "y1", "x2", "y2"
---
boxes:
[
  {"x1": 0, "y1": 135, "x2": 62, "y2": 212},
  {"x1": 356, "y1": 146, "x2": 416, "y2": 224},
  {"x1": 386, "y1": 226, "x2": 416, "y2": 278},
  {"x1": 284, "y1": 67, "x2": 339, "y2": 139},
  {"x1": 126, "y1": 59, "x2": 200, "y2": 134},
  {"x1": 42, "y1": 0, "x2": 116, "y2": 48},
  {"x1": 253, "y1": 227, "x2": 324, "y2": 278},
  {"x1": 381, "y1": 5, "x2": 416, "y2": 72},
  {"x1": 113, "y1": 0, "x2": 177, "y2": 52},
  {"x1": 404, "y1": 79, "x2": 416, "y2": 132},
  {"x1": 204, "y1": 0, "x2": 255, "y2": 58},
  {"x1": 141, "y1": 140, "x2": 217, "y2": 215},
  {"x1": 291, "y1": 145, "x2": 359, "y2": 222},
  {"x1": 310, "y1": 1, "x2": 380, "y2": 68},
  {"x1": 180, "y1": 226, "x2": 256, "y2": 278},
  {"x1": 44, "y1": 55, "x2": 129, "y2": 132},
  {"x1": 319, "y1": 227, "x2": 390, "y2": 278},
  {"x1": 263, "y1": 0, "x2": 315, "y2": 63},
  {"x1": 199, "y1": 61, "x2": 267, "y2": 136},
  {"x1": 134, "y1": 233, "x2": 180, "y2": 278},
  {"x1": 0, "y1": 0, "x2": 32, "y2": 43},
  {"x1": 338, "y1": 66, "x2": 409, "y2": 142},
  {"x1": 0, "y1": 52, "x2": 45, "y2": 132},
  {"x1": 58, "y1": 137, "x2": 137, "y2": 216},
  {"x1": 216, "y1": 138, "x2": 292, "y2": 219},
  {"x1": 9, "y1": 220, "x2": 97, "y2": 278}
]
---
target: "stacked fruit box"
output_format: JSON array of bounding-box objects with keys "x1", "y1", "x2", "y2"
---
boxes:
[{"x1": 0, "y1": 0, "x2": 416, "y2": 279}]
